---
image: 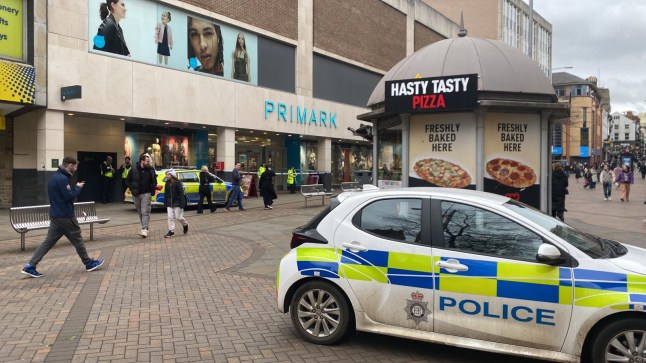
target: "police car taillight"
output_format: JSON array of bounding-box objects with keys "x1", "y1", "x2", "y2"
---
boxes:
[{"x1": 290, "y1": 229, "x2": 328, "y2": 249}]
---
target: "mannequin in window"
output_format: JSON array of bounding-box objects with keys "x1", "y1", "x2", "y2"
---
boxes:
[{"x1": 152, "y1": 138, "x2": 162, "y2": 167}]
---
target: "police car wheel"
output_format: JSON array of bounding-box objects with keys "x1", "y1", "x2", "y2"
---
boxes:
[
  {"x1": 290, "y1": 281, "x2": 351, "y2": 345},
  {"x1": 588, "y1": 318, "x2": 646, "y2": 363}
]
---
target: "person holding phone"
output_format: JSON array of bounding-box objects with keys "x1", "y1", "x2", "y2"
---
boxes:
[{"x1": 22, "y1": 157, "x2": 104, "y2": 278}]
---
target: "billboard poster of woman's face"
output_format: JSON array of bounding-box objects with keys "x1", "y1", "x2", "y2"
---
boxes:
[{"x1": 88, "y1": 0, "x2": 258, "y2": 85}]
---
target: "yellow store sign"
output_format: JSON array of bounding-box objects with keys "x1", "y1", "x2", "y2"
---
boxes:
[{"x1": 0, "y1": 0, "x2": 24, "y2": 60}]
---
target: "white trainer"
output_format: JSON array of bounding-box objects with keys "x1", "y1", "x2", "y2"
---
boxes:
[{"x1": 139, "y1": 229, "x2": 148, "y2": 238}]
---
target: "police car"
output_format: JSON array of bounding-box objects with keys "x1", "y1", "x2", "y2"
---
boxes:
[
  {"x1": 124, "y1": 169, "x2": 235, "y2": 207},
  {"x1": 276, "y1": 186, "x2": 646, "y2": 363}
]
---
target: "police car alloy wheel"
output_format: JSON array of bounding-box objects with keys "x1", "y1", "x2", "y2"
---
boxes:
[
  {"x1": 588, "y1": 319, "x2": 646, "y2": 363},
  {"x1": 290, "y1": 281, "x2": 351, "y2": 345}
]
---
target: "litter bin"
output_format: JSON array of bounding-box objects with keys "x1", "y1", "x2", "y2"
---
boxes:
[{"x1": 353, "y1": 170, "x2": 373, "y2": 185}]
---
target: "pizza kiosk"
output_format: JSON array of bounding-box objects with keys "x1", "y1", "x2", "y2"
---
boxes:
[{"x1": 358, "y1": 31, "x2": 568, "y2": 212}]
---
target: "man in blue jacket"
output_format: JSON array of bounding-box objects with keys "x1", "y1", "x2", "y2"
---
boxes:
[{"x1": 22, "y1": 156, "x2": 104, "y2": 278}]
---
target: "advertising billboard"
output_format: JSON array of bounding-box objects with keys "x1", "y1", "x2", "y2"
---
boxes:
[
  {"x1": 385, "y1": 74, "x2": 478, "y2": 114},
  {"x1": 408, "y1": 113, "x2": 477, "y2": 189},
  {"x1": 483, "y1": 113, "x2": 541, "y2": 208},
  {"x1": 88, "y1": 0, "x2": 258, "y2": 85},
  {"x1": 0, "y1": 0, "x2": 24, "y2": 61}
]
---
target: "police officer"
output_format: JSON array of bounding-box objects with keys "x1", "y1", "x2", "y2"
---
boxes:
[
  {"x1": 287, "y1": 165, "x2": 296, "y2": 194},
  {"x1": 100, "y1": 155, "x2": 114, "y2": 203},
  {"x1": 117, "y1": 156, "x2": 131, "y2": 202}
]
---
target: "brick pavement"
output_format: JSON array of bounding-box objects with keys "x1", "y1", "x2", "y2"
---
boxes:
[{"x1": 2, "y1": 181, "x2": 644, "y2": 363}]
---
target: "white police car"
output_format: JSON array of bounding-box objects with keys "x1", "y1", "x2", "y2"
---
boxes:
[{"x1": 276, "y1": 187, "x2": 646, "y2": 363}]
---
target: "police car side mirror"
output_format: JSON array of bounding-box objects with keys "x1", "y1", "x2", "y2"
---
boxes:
[{"x1": 536, "y1": 244, "x2": 565, "y2": 265}]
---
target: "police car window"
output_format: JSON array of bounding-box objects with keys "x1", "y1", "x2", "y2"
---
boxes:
[
  {"x1": 179, "y1": 172, "x2": 199, "y2": 183},
  {"x1": 353, "y1": 199, "x2": 422, "y2": 243},
  {"x1": 440, "y1": 201, "x2": 543, "y2": 261}
]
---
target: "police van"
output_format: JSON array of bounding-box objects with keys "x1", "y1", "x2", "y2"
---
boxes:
[{"x1": 276, "y1": 187, "x2": 646, "y2": 363}]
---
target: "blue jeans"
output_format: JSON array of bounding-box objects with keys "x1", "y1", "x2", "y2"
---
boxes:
[
  {"x1": 225, "y1": 186, "x2": 243, "y2": 209},
  {"x1": 603, "y1": 182, "x2": 612, "y2": 198}
]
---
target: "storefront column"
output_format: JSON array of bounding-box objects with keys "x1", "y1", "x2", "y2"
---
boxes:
[
  {"x1": 475, "y1": 110, "x2": 486, "y2": 191},
  {"x1": 217, "y1": 127, "x2": 236, "y2": 171},
  {"x1": 540, "y1": 110, "x2": 551, "y2": 212},
  {"x1": 318, "y1": 138, "x2": 331, "y2": 190},
  {"x1": 37, "y1": 110, "x2": 65, "y2": 172},
  {"x1": 297, "y1": 0, "x2": 313, "y2": 97},
  {"x1": 372, "y1": 119, "x2": 378, "y2": 186},
  {"x1": 401, "y1": 114, "x2": 410, "y2": 187}
]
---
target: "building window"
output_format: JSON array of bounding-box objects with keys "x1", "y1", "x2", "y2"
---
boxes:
[
  {"x1": 614, "y1": 125, "x2": 619, "y2": 129},
  {"x1": 555, "y1": 87, "x2": 565, "y2": 96},
  {"x1": 571, "y1": 85, "x2": 589, "y2": 96},
  {"x1": 625, "y1": 133, "x2": 630, "y2": 140},
  {"x1": 614, "y1": 133, "x2": 619, "y2": 140},
  {"x1": 613, "y1": 115, "x2": 619, "y2": 120},
  {"x1": 625, "y1": 125, "x2": 630, "y2": 130}
]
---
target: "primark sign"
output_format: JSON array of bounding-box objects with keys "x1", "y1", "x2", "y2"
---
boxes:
[{"x1": 385, "y1": 74, "x2": 478, "y2": 114}]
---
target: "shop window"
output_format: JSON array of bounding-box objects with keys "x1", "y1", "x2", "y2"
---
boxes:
[
  {"x1": 331, "y1": 143, "x2": 373, "y2": 184},
  {"x1": 377, "y1": 123, "x2": 403, "y2": 186}
]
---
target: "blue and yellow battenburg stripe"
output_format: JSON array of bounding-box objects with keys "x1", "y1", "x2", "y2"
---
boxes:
[{"x1": 295, "y1": 247, "x2": 646, "y2": 309}]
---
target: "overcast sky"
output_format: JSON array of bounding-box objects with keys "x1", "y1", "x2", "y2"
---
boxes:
[{"x1": 531, "y1": 0, "x2": 646, "y2": 114}]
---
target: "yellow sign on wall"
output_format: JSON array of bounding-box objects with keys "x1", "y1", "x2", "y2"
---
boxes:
[
  {"x1": 0, "y1": 0, "x2": 24, "y2": 60},
  {"x1": 0, "y1": 60, "x2": 35, "y2": 103}
]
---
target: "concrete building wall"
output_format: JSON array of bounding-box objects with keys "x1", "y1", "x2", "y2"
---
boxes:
[
  {"x1": 424, "y1": 0, "x2": 499, "y2": 40},
  {"x1": 313, "y1": 0, "x2": 407, "y2": 71},
  {"x1": 0, "y1": 118, "x2": 13, "y2": 208},
  {"x1": 179, "y1": 0, "x2": 298, "y2": 40},
  {"x1": 414, "y1": 21, "x2": 446, "y2": 51}
]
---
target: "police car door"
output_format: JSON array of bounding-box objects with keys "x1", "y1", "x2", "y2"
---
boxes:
[
  {"x1": 335, "y1": 197, "x2": 435, "y2": 332},
  {"x1": 431, "y1": 199, "x2": 572, "y2": 351}
]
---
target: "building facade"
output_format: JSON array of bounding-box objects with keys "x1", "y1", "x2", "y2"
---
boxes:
[
  {"x1": 552, "y1": 72, "x2": 609, "y2": 165},
  {"x1": 423, "y1": 0, "x2": 552, "y2": 74},
  {"x1": 4, "y1": 0, "x2": 459, "y2": 207}
]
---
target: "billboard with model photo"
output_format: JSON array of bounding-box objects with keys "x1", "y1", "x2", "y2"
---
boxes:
[{"x1": 88, "y1": 0, "x2": 258, "y2": 85}]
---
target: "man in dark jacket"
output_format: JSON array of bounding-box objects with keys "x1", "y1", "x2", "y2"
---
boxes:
[
  {"x1": 22, "y1": 157, "x2": 104, "y2": 278},
  {"x1": 224, "y1": 162, "x2": 244, "y2": 212},
  {"x1": 100, "y1": 155, "x2": 114, "y2": 203},
  {"x1": 126, "y1": 154, "x2": 157, "y2": 238},
  {"x1": 551, "y1": 163, "x2": 569, "y2": 221}
]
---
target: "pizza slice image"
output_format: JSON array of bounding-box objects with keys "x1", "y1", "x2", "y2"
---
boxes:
[
  {"x1": 413, "y1": 158, "x2": 471, "y2": 188},
  {"x1": 485, "y1": 158, "x2": 537, "y2": 188}
]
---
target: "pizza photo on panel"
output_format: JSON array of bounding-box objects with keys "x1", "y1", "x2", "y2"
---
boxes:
[
  {"x1": 485, "y1": 158, "x2": 537, "y2": 189},
  {"x1": 413, "y1": 158, "x2": 471, "y2": 188}
]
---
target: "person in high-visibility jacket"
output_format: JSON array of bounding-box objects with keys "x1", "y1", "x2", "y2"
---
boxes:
[
  {"x1": 100, "y1": 155, "x2": 114, "y2": 203},
  {"x1": 287, "y1": 166, "x2": 296, "y2": 194},
  {"x1": 117, "y1": 156, "x2": 131, "y2": 202}
]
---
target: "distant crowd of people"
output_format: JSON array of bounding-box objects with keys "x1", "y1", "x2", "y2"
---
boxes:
[{"x1": 553, "y1": 158, "x2": 646, "y2": 223}]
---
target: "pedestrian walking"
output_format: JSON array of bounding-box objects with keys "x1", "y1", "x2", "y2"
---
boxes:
[
  {"x1": 617, "y1": 164, "x2": 634, "y2": 202},
  {"x1": 260, "y1": 165, "x2": 277, "y2": 209},
  {"x1": 574, "y1": 164, "x2": 582, "y2": 183},
  {"x1": 197, "y1": 165, "x2": 217, "y2": 213},
  {"x1": 163, "y1": 170, "x2": 188, "y2": 238},
  {"x1": 126, "y1": 154, "x2": 157, "y2": 238},
  {"x1": 100, "y1": 155, "x2": 114, "y2": 203},
  {"x1": 224, "y1": 162, "x2": 244, "y2": 212},
  {"x1": 640, "y1": 163, "x2": 646, "y2": 179},
  {"x1": 287, "y1": 166, "x2": 296, "y2": 194},
  {"x1": 551, "y1": 163, "x2": 568, "y2": 221},
  {"x1": 613, "y1": 164, "x2": 622, "y2": 190},
  {"x1": 589, "y1": 164, "x2": 598, "y2": 190},
  {"x1": 117, "y1": 156, "x2": 131, "y2": 202},
  {"x1": 599, "y1": 164, "x2": 613, "y2": 200},
  {"x1": 21, "y1": 156, "x2": 104, "y2": 278}
]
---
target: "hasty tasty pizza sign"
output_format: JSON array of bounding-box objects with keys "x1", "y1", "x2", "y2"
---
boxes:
[{"x1": 385, "y1": 74, "x2": 478, "y2": 114}]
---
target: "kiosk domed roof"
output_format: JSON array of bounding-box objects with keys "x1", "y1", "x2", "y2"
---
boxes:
[{"x1": 367, "y1": 36, "x2": 556, "y2": 107}]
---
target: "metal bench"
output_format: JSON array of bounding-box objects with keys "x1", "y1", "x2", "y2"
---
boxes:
[
  {"x1": 10, "y1": 202, "x2": 110, "y2": 251},
  {"x1": 301, "y1": 184, "x2": 332, "y2": 206}
]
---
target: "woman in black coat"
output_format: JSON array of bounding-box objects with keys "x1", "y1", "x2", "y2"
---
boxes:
[
  {"x1": 260, "y1": 166, "x2": 277, "y2": 210},
  {"x1": 93, "y1": 0, "x2": 130, "y2": 56},
  {"x1": 198, "y1": 166, "x2": 217, "y2": 213},
  {"x1": 551, "y1": 163, "x2": 568, "y2": 221}
]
